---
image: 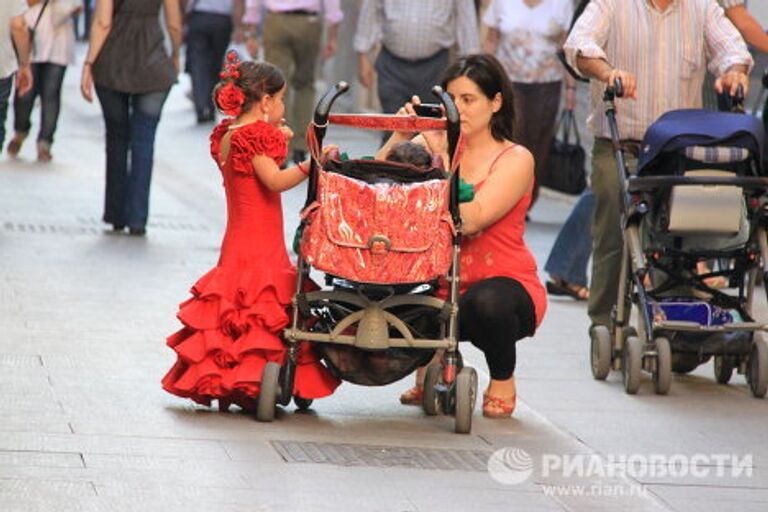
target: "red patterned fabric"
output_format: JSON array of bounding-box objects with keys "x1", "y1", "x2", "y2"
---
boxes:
[
  {"x1": 300, "y1": 170, "x2": 454, "y2": 284},
  {"x1": 328, "y1": 114, "x2": 448, "y2": 132},
  {"x1": 162, "y1": 120, "x2": 340, "y2": 407}
]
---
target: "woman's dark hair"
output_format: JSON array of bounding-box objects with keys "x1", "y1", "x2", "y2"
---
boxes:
[
  {"x1": 213, "y1": 58, "x2": 285, "y2": 115},
  {"x1": 440, "y1": 54, "x2": 515, "y2": 142}
]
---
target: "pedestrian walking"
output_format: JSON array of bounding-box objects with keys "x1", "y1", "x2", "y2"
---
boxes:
[
  {"x1": 354, "y1": 0, "x2": 480, "y2": 117},
  {"x1": 482, "y1": 0, "x2": 575, "y2": 209},
  {"x1": 80, "y1": 0, "x2": 181, "y2": 236},
  {"x1": 242, "y1": 0, "x2": 343, "y2": 165},
  {"x1": 7, "y1": 0, "x2": 82, "y2": 162},
  {"x1": 0, "y1": 3, "x2": 33, "y2": 154},
  {"x1": 162, "y1": 53, "x2": 340, "y2": 411},
  {"x1": 184, "y1": 0, "x2": 245, "y2": 123},
  {"x1": 563, "y1": 0, "x2": 752, "y2": 330}
]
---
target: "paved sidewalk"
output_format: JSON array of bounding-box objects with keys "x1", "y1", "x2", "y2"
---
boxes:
[{"x1": 0, "y1": 66, "x2": 766, "y2": 512}]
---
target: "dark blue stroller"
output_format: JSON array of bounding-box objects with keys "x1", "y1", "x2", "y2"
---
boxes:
[{"x1": 590, "y1": 85, "x2": 768, "y2": 397}]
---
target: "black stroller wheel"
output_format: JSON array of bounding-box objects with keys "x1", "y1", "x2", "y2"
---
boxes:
[
  {"x1": 748, "y1": 333, "x2": 768, "y2": 398},
  {"x1": 713, "y1": 356, "x2": 735, "y2": 385},
  {"x1": 422, "y1": 364, "x2": 442, "y2": 416},
  {"x1": 590, "y1": 325, "x2": 612, "y2": 380},
  {"x1": 256, "y1": 362, "x2": 281, "y2": 422},
  {"x1": 454, "y1": 367, "x2": 477, "y2": 434},
  {"x1": 623, "y1": 336, "x2": 643, "y2": 395},
  {"x1": 653, "y1": 337, "x2": 672, "y2": 395}
]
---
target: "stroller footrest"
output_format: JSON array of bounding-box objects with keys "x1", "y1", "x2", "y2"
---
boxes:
[{"x1": 284, "y1": 328, "x2": 456, "y2": 349}]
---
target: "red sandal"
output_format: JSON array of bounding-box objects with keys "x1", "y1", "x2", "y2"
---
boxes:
[
  {"x1": 399, "y1": 386, "x2": 423, "y2": 405},
  {"x1": 482, "y1": 392, "x2": 516, "y2": 418}
]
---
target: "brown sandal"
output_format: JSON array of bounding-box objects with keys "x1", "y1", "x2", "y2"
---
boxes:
[
  {"x1": 399, "y1": 386, "x2": 423, "y2": 405},
  {"x1": 546, "y1": 278, "x2": 589, "y2": 301}
]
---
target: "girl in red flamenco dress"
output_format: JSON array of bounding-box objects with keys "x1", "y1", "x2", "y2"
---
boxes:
[{"x1": 162, "y1": 53, "x2": 340, "y2": 412}]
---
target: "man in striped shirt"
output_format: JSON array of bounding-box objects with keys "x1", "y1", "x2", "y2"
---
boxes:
[
  {"x1": 563, "y1": 0, "x2": 752, "y2": 330},
  {"x1": 354, "y1": 0, "x2": 480, "y2": 116}
]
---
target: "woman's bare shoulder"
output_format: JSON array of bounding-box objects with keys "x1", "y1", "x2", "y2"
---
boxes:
[{"x1": 494, "y1": 142, "x2": 534, "y2": 173}]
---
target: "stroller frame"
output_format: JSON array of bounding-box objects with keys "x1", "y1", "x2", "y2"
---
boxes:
[
  {"x1": 255, "y1": 82, "x2": 479, "y2": 433},
  {"x1": 590, "y1": 83, "x2": 768, "y2": 397}
]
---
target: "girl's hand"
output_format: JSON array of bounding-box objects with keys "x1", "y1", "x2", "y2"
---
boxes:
[
  {"x1": 278, "y1": 122, "x2": 294, "y2": 141},
  {"x1": 321, "y1": 144, "x2": 339, "y2": 160}
]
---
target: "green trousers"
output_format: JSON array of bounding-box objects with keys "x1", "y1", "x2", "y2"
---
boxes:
[
  {"x1": 588, "y1": 138, "x2": 638, "y2": 327},
  {"x1": 263, "y1": 12, "x2": 322, "y2": 153}
]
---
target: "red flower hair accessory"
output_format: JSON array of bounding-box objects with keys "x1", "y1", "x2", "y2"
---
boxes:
[{"x1": 216, "y1": 51, "x2": 245, "y2": 116}]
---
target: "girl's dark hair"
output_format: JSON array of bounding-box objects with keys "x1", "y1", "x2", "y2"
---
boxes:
[
  {"x1": 213, "y1": 58, "x2": 285, "y2": 115},
  {"x1": 440, "y1": 54, "x2": 515, "y2": 142}
]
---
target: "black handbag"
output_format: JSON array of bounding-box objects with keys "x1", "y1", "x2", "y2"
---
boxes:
[{"x1": 542, "y1": 108, "x2": 587, "y2": 195}]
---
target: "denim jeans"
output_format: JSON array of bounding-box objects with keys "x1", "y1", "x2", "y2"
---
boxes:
[
  {"x1": 0, "y1": 74, "x2": 13, "y2": 150},
  {"x1": 95, "y1": 86, "x2": 170, "y2": 230},
  {"x1": 185, "y1": 12, "x2": 232, "y2": 119},
  {"x1": 13, "y1": 63, "x2": 67, "y2": 145},
  {"x1": 544, "y1": 189, "x2": 595, "y2": 288}
]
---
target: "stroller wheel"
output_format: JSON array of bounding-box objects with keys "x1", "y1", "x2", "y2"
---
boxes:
[
  {"x1": 256, "y1": 362, "x2": 281, "y2": 422},
  {"x1": 713, "y1": 355, "x2": 735, "y2": 385},
  {"x1": 422, "y1": 364, "x2": 443, "y2": 416},
  {"x1": 293, "y1": 395, "x2": 314, "y2": 411},
  {"x1": 590, "y1": 325, "x2": 612, "y2": 380},
  {"x1": 748, "y1": 333, "x2": 768, "y2": 398},
  {"x1": 623, "y1": 336, "x2": 643, "y2": 395},
  {"x1": 454, "y1": 367, "x2": 478, "y2": 434},
  {"x1": 653, "y1": 337, "x2": 672, "y2": 395}
]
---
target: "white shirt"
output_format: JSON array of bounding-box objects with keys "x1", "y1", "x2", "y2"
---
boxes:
[
  {"x1": 483, "y1": 0, "x2": 573, "y2": 83},
  {"x1": 192, "y1": 0, "x2": 234, "y2": 15},
  {"x1": 0, "y1": 0, "x2": 26, "y2": 78},
  {"x1": 24, "y1": 0, "x2": 80, "y2": 66}
]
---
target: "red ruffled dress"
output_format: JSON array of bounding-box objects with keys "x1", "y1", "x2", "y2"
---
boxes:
[{"x1": 162, "y1": 120, "x2": 340, "y2": 408}]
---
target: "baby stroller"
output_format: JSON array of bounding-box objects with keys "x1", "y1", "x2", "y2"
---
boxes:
[
  {"x1": 590, "y1": 82, "x2": 768, "y2": 397},
  {"x1": 256, "y1": 82, "x2": 479, "y2": 433}
]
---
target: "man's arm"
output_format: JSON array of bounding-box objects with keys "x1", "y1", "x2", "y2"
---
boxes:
[
  {"x1": 321, "y1": 0, "x2": 344, "y2": 59},
  {"x1": 703, "y1": 1, "x2": 752, "y2": 96},
  {"x1": 243, "y1": 0, "x2": 260, "y2": 58},
  {"x1": 724, "y1": 5, "x2": 768, "y2": 54},
  {"x1": 353, "y1": 0, "x2": 381, "y2": 89},
  {"x1": 10, "y1": 15, "x2": 33, "y2": 96},
  {"x1": 162, "y1": 0, "x2": 183, "y2": 74}
]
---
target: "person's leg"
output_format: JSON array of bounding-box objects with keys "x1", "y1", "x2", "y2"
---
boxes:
[
  {"x1": 205, "y1": 14, "x2": 233, "y2": 116},
  {"x1": 588, "y1": 139, "x2": 637, "y2": 326},
  {"x1": 36, "y1": 63, "x2": 67, "y2": 160},
  {"x1": 287, "y1": 14, "x2": 322, "y2": 159},
  {"x1": 8, "y1": 64, "x2": 41, "y2": 155},
  {"x1": 544, "y1": 189, "x2": 595, "y2": 291},
  {"x1": 186, "y1": 13, "x2": 214, "y2": 121},
  {"x1": 459, "y1": 277, "x2": 536, "y2": 416},
  {"x1": 125, "y1": 89, "x2": 170, "y2": 233},
  {"x1": 263, "y1": 13, "x2": 299, "y2": 153},
  {"x1": 95, "y1": 86, "x2": 131, "y2": 229},
  {"x1": 0, "y1": 74, "x2": 14, "y2": 151},
  {"x1": 526, "y1": 81, "x2": 563, "y2": 207}
]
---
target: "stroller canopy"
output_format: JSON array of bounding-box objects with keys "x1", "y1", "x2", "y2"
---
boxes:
[{"x1": 637, "y1": 109, "x2": 764, "y2": 175}]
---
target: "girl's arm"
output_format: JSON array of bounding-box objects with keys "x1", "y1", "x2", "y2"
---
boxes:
[
  {"x1": 459, "y1": 145, "x2": 533, "y2": 235},
  {"x1": 251, "y1": 155, "x2": 309, "y2": 192},
  {"x1": 162, "y1": 0, "x2": 183, "y2": 74},
  {"x1": 81, "y1": 0, "x2": 114, "y2": 102}
]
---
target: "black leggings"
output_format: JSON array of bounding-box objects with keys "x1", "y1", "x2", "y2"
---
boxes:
[{"x1": 458, "y1": 277, "x2": 537, "y2": 380}]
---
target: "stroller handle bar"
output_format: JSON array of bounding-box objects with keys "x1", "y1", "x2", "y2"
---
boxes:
[{"x1": 308, "y1": 82, "x2": 463, "y2": 227}]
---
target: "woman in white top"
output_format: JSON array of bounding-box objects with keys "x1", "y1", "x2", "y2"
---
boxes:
[
  {"x1": 7, "y1": 0, "x2": 81, "y2": 162},
  {"x1": 482, "y1": 0, "x2": 574, "y2": 210}
]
